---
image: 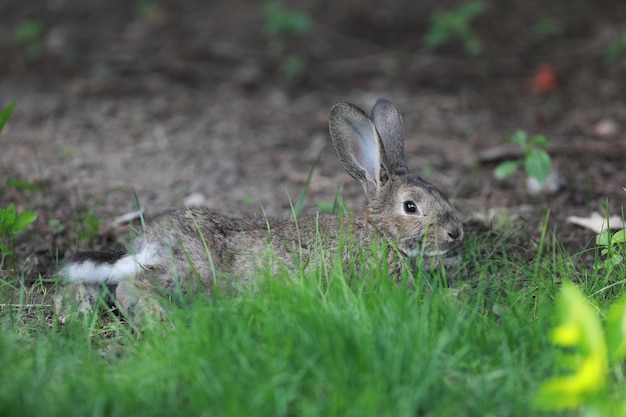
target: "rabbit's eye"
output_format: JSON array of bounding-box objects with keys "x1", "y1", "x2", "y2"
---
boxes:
[{"x1": 403, "y1": 201, "x2": 419, "y2": 214}]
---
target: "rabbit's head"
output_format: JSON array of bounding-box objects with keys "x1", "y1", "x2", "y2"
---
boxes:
[{"x1": 329, "y1": 98, "x2": 463, "y2": 266}]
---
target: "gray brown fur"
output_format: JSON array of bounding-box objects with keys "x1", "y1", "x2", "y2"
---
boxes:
[{"x1": 56, "y1": 98, "x2": 464, "y2": 324}]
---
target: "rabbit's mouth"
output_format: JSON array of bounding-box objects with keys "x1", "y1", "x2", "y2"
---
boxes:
[
  {"x1": 403, "y1": 246, "x2": 459, "y2": 259},
  {"x1": 424, "y1": 248, "x2": 456, "y2": 257},
  {"x1": 397, "y1": 235, "x2": 463, "y2": 260},
  {"x1": 418, "y1": 247, "x2": 463, "y2": 271}
]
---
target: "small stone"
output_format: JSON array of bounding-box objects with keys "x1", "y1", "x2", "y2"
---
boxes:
[
  {"x1": 184, "y1": 192, "x2": 207, "y2": 207},
  {"x1": 234, "y1": 61, "x2": 262, "y2": 88},
  {"x1": 492, "y1": 303, "x2": 508, "y2": 317},
  {"x1": 526, "y1": 170, "x2": 565, "y2": 195},
  {"x1": 594, "y1": 118, "x2": 619, "y2": 137},
  {"x1": 45, "y1": 26, "x2": 68, "y2": 55}
]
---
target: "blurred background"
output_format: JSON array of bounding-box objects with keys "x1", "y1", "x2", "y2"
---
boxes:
[{"x1": 1, "y1": 0, "x2": 625, "y2": 276}]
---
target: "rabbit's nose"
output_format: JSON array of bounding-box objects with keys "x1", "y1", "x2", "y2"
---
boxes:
[{"x1": 447, "y1": 225, "x2": 463, "y2": 241}]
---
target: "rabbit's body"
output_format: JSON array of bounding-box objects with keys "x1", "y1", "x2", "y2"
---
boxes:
[
  {"x1": 64, "y1": 210, "x2": 355, "y2": 289},
  {"x1": 57, "y1": 98, "x2": 464, "y2": 324}
]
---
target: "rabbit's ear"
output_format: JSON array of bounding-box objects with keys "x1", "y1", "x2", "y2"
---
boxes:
[
  {"x1": 371, "y1": 98, "x2": 408, "y2": 174},
  {"x1": 329, "y1": 102, "x2": 387, "y2": 201}
]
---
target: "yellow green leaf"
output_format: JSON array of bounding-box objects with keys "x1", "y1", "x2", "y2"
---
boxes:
[
  {"x1": 536, "y1": 355, "x2": 606, "y2": 409},
  {"x1": 535, "y1": 282, "x2": 608, "y2": 410},
  {"x1": 551, "y1": 323, "x2": 581, "y2": 346},
  {"x1": 606, "y1": 295, "x2": 626, "y2": 363}
]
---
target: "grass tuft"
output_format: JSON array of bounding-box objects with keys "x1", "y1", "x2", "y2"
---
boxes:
[{"x1": 1, "y1": 218, "x2": 625, "y2": 416}]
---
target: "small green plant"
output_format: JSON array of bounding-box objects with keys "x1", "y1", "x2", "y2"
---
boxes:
[
  {"x1": 262, "y1": 1, "x2": 312, "y2": 80},
  {"x1": 494, "y1": 130, "x2": 552, "y2": 184},
  {"x1": 317, "y1": 201, "x2": 334, "y2": 214},
  {"x1": 280, "y1": 54, "x2": 305, "y2": 79},
  {"x1": 263, "y1": 1, "x2": 312, "y2": 36},
  {"x1": 595, "y1": 192, "x2": 626, "y2": 272},
  {"x1": 595, "y1": 228, "x2": 626, "y2": 270},
  {"x1": 535, "y1": 282, "x2": 626, "y2": 415},
  {"x1": 78, "y1": 211, "x2": 102, "y2": 243},
  {"x1": 48, "y1": 219, "x2": 65, "y2": 235},
  {"x1": 316, "y1": 189, "x2": 347, "y2": 216},
  {"x1": 0, "y1": 203, "x2": 37, "y2": 268},
  {"x1": 137, "y1": 0, "x2": 159, "y2": 19},
  {"x1": 606, "y1": 35, "x2": 626, "y2": 62},
  {"x1": 242, "y1": 195, "x2": 256, "y2": 207},
  {"x1": 423, "y1": 0, "x2": 487, "y2": 56},
  {"x1": 58, "y1": 145, "x2": 78, "y2": 158},
  {"x1": 5, "y1": 177, "x2": 42, "y2": 192},
  {"x1": 530, "y1": 17, "x2": 562, "y2": 41},
  {"x1": 13, "y1": 19, "x2": 43, "y2": 60},
  {"x1": 0, "y1": 102, "x2": 38, "y2": 269}
]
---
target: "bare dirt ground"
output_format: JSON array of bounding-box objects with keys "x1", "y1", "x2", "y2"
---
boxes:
[{"x1": 1, "y1": 0, "x2": 625, "y2": 285}]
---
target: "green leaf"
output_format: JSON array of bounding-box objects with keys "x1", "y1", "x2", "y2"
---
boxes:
[
  {"x1": 263, "y1": 1, "x2": 312, "y2": 36},
  {"x1": 423, "y1": 0, "x2": 486, "y2": 55},
  {"x1": 4, "y1": 204, "x2": 16, "y2": 227},
  {"x1": 609, "y1": 253, "x2": 624, "y2": 266},
  {"x1": 529, "y1": 134, "x2": 549, "y2": 148},
  {"x1": 524, "y1": 148, "x2": 552, "y2": 184},
  {"x1": 280, "y1": 54, "x2": 305, "y2": 79},
  {"x1": 531, "y1": 18, "x2": 562, "y2": 41},
  {"x1": 494, "y1": 160, "x2": 520, "y2": 179},
  {"x1": 606, "y1": 35, "x2": 626, "y2": 62},
  {"x1": 12, "y1": 211, "x2": 36, "y2": 234},
  {"x1": 5, "y1": 177, "x2": 42, "y2": 191},
  {"x1": 611, "y1": 229, "x2": 626, "y2": 245},
  {"x1": 0, "y1": 101, "x2": 16, "y2": 134},
  {"x1": 596, "y1": 230, "x2": 611, "y2": 247},
  {"x1": 508, "y1": 130, "x2": 527, "y2": 146},
  {"x1": 13, "y1": 20, "x2": 42, "y2": 43},
  {"x1": 317, "y1": 201, "x2": 334, "y2": 214},
  {"x1": 464, "y1": 34, "x2": 483, "y2": 55}
]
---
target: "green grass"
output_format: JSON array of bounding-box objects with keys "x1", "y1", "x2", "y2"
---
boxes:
[{"x1": 1, "y1": 220, "x2": 625, "y2": 417}]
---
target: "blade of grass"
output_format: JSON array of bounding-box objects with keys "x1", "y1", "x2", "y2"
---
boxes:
[
  {"x1": 0, "y1": 101, "x2": 16, "y2": 134},
  {"x1": 293, "y1": 151, "x2": 321, "y2": 217}
]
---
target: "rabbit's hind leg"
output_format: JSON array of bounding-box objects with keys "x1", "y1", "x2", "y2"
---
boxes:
[
  {"x1": 54, "y1": 282, "x2": 115, "y2": 324},
  {"x1": 114, "y1": 268, "x2": 169, "y2": 326}
]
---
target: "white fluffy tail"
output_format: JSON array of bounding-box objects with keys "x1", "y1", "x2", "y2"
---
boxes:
[{"x1": 60, "y1": 240, "x2": 160, "y2": 285}]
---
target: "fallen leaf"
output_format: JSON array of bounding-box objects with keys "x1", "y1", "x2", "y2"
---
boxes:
[
  {"x1": 566, "y1": 212, "x2": 625, "y2": 234},
  {"x1": 530, "y1": 64, "x2": 558, "y2": 93},
  {"x1": 111, "y1": 210, "x2": 143, "y2": 226}
]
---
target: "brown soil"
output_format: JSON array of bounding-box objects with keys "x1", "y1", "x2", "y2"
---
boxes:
[{"x1": 1, "y1": 0, "x2": 625, "y2": 287}]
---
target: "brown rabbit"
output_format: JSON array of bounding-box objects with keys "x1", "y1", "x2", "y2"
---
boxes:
[{"x1": 57, "y1": 98, "x2": 463, "y2": 323}]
